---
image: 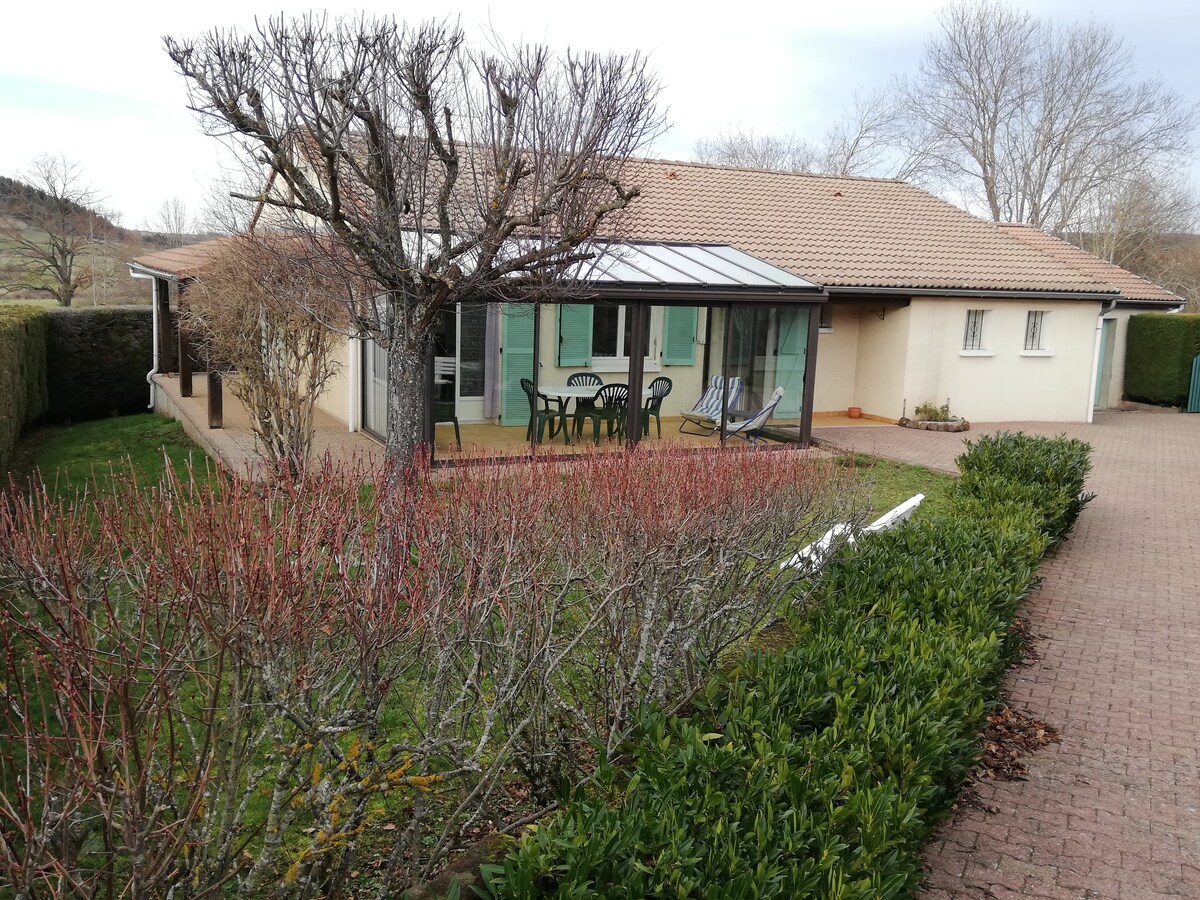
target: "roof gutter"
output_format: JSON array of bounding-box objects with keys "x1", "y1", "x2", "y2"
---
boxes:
[
  {"x1": 127, "y1": 261, "x2": 187, "y2": 283},
  {"x1": 572, "y1": 283, "x2": 828, "y2": 305},
  {"x1": 827, "y1": 285, "x2": 1119, "y2": 302},
  {"x1": 1114, "y1": 298, "x2": 1187, "y2": 310}
]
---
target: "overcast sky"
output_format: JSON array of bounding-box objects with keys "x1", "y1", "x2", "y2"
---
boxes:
[{"x1": 2, "y1": 0, "x2": 1196, "y2": 228}]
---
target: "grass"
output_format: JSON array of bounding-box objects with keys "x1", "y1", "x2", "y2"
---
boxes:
[
  {"x1": 838, "y1": 452, "x2": 957, "y2": 522},
  {"x1": 11, "y1": 413, "x2": 210, "y2": 497}
]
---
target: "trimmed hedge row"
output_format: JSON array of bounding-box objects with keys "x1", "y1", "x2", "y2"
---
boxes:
[
  {"x1": 0, "y1": 305, "x2": 50, "y2": 472},
  {"x1": 1124, "y1": 313, "x2": 1200, "y2": 407},
  {"x1": 483, "y1": 434, "x2": 1093, "y2": 899},
  {"x1": 45, "y1": 306, "x2": 153, "y2": 422},
  {"x1": 0, "y1": 305, "x2": 152, "y2": 472}
]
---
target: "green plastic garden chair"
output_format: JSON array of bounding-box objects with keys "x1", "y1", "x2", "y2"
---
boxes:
[
  {"x1": 567, "y1": 371, "x2": 604, "y2": 438},
  {"x1": 520, "y1": 378, "x2": 568, "y2": 443},
  {"x1": 642, "y1": 376, "x2": 673, "y2": 437},
  {"x1": 577, "y1": 383, "x2": 628, "y2": 445}
]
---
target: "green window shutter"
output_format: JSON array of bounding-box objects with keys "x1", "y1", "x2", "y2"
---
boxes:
[
  {"x1": 774, "y1": 308, "x2": 809, "y2": 417},
  {"x1": 557, "y1": 304, "x2": 592, "y2": 366},
  {"x1": 662, "y1": 306, "x2": 698, "y2": 365},
  {"x1": 500, "y1": 306, "x2": 536, "y2": 426}
]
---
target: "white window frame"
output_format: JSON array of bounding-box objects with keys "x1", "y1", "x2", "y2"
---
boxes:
[
  {"x1": 1021, "y1": 309, "x2": 1054, "y2": 356},
  {"x1": 960, "y1": 308, "x2": 994, "y2": 357},
  {"x1": 591, "y1": 305, "x2": 663, "y2": 373}
]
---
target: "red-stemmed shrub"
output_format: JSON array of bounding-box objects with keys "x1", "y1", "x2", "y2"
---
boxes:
[{"x1": 0, "y1": 446, "x2": 860, "y2": 897}]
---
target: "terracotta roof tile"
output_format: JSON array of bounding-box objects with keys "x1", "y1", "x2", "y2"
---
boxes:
[
  {"x1": 621, "y1": 158, "x2": 1164, "y2": 298},
  {"x1": 997, "y1": 223, "x2": 1182, "y2": 303},
  {"x1": 129, "y1": 237, "x2": 236, "y2": 280}
]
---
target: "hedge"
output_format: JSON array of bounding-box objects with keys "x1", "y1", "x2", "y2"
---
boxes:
[
  {"x1": 1124, "y1": 313, "x2": 1200, "y2": 407},
  {"x1": 0, "y1": 305, "x2": 153, "y2": 473},
  {"x1": 482, "y1": 433, "x2": 1093, "y2": 899},
  {"x1": 45, "y1": 306, "x2": 153, "y2": 422},
  {"x1": 0, "y1": 305, "x2": 50, "y2": 472}
]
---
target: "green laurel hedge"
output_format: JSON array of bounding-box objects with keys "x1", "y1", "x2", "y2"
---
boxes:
[
  {"x1": 0, "y1": 305, "x2": 153, "y2": 473},
  {"x1": 0, "y1": 305, "x2": 50, "y2": 472},
  {"x1": 45, "y1": 306, "x2": 153, "y2": 422},
  {"x1": 482, "y1": 433, "x2": 1093, "y2": 899},
  {"x1": 1124, "y1": 313, "x2": 1200, "y2": 407}
]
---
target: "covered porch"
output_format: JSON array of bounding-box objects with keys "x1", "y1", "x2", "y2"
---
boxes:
[{"x1": 133, "y1": 239, "x2": 832, "y2": 471}]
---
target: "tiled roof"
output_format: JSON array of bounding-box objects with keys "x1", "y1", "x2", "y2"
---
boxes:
[
  {"x1": 997, "y1": 224, "x2": 1182, "y2": 303},
  {"x1": 128, "y1": 238, "x2": 236, "y2": 280},
  {"x1": 621, "y1": 158, "x2": 1141, "y2": 297}
]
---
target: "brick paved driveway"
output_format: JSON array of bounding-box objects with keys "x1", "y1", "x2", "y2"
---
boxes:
[{"x1": 814, "y1": 412, "x2": 1200, "y2": 899}]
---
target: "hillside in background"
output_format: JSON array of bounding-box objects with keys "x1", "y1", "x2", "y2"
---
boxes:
[
  {"x1": 0, "y1": 175, "x2": 128, "y2": 239},
  {"x1": 0, "y1": 175, "x2": 210, "y2": 305}
]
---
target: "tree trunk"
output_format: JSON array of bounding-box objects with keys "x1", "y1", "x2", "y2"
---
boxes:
[{"x1": 384, "y1": 325, "x2": 434, "y2": 472}]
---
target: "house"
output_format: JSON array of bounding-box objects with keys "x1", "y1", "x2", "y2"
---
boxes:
[{"x1": 128, "y1": 158, "x2": 1184, "y2": 455}]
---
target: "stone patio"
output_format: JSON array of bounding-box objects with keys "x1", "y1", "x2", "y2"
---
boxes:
[{"x1": 814, "y1": 411, "x2": 1200, "y2": 898}]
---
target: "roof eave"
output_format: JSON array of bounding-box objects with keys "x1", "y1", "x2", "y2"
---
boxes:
[
  {"x1": 1113, "y1": 297, "x2": 1187, "y2": 310},
  {"x1": 575, "y1": 282, "x2": 828, "y2": 305},
  {"x1": 127, "y1": 261, "x2": 192, "y2": 283},
  {"x1": 826, "y1": 285, "x2": 1120, "y2": 302}
]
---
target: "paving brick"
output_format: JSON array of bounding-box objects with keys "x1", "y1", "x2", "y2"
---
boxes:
[{"x1": 815, "y1": 414, "x2": 1200, "y2": 898}]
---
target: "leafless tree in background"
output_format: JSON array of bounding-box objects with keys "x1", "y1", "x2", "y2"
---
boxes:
[
  {"x1": 695, "y1": 128, "x2": 818, "y2": 172},
  {"x1": 0, "y1": 155, "x2": 115, "y2": 306},
  {"x1": 903, "y1": 0, "x2": 1198, "y2": 233},
  {"x1": 695, "y1": 88, "x2": 934, "y2": 179},
  {"x1": 147, "y1": 196, "x2": 196, "y2": 247},
  {"x1": 165, "y1": 15, "x2": 663, "y2": 469}
]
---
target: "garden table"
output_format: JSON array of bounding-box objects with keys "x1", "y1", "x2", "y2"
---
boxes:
[{"x1": 537, "y1": 384, "x2": 653, "y2": 445}]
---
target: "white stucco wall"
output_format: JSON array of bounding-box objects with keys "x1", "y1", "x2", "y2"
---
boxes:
[
  {"x1": 903, "y1": 298, "x2": 1102, "y2": 422},
  {"x1": 535, "y1": 303, "x2": 707, "y2": 419},
  {"x1": 851, "y1": 303, "x2": 911, "y2": 420},
  {"x1": 812, "y1": 304, "x2": 860, "y2": 413},
  {"x1": 315, "y1": 336, "x2": 354, "y2": 426}
]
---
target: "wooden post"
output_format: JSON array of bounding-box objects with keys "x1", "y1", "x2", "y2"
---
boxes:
[
  {"x1": 207, "y1": 370, "x2": 223, "y2": 428},
  {"x1": 156, "y1": 278, "x2": 176, "y2": 373},
  {"x1": 720, "y1": 304, "x2": 734, "y2": 445},
  {"x1": 625, "y1": 301, "x2": 647, "y2": 448},
  {"x1": 799, "y1": 302, "x2": 822, "y2": 446},
  {"x1": 178, "y1": 284, "x2": 193, "y2": 397},
  {"x1": 530, "y1": 302, "x2": 541, "y2": 450}
]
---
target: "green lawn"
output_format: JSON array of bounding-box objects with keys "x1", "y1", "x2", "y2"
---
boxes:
[
  {"x1": 844, "y1": 453, "x2": 957, "y2": 522},
  {"x1": 14, "y1": 413, "x2": 210, "y2": 496},
  {"x1": 13, "y1": 415, "x2": 958, "y2": 517}
]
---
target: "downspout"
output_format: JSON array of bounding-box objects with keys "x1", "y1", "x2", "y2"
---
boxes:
[
  {"x1": 129, "y1": 268, "x2": 158, "y2": 409},
  {"x1": 347, "y1": 336, "x2": 360, "y2": 432},
  {"x1": 1086, "y1": 297, "x2": 1119, "y2": 424}
]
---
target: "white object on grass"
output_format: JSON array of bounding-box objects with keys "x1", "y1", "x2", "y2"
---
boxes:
[{"x1": 782, "y1": 493, "x2": 926, "y2": 572}]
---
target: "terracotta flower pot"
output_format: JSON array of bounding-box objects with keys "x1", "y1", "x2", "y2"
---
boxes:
[{"x1": 848, "y1": 407, "x2": 862, "y2": 419}]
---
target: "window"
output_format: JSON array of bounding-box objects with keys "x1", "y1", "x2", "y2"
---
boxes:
[
  {"x1": 1024, "y1": 310, "x2": 1047, "y2": 351},
  {"x1": 962, "y1": 309, "x2": 987, "y2": 351},
  {"x1": 592, "y1": 304, "x2": 651, "y2": 360},
  {"x1": 819, "y1": 304, "x2": 833, "y2": 332}
]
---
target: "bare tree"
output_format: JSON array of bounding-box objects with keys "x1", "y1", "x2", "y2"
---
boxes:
[
  {"x1": 147, "y1": 196, "x2": 196, "y2": 247},
  {"x1": 185, "y1": 234, "x2": 348, "y2": 472},
  {"x1": 165, "y1": 15, "x2": 664, "y2": 469},
  {"x1": 903, "y1": 0, "x2": 1198, "y2": 232},
  {"x1": 694, "y1": 88, "x2": 930, "y2": 179},
  {"x1": 0, "y1": 155, "x2": 114, "y2": 306},
  {"x1": 1072, "y1": 171, "x2": 1199, "y2": 273},
  {"x1": 694, "y1": 128, "x2": 818, "y2": 172}
]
